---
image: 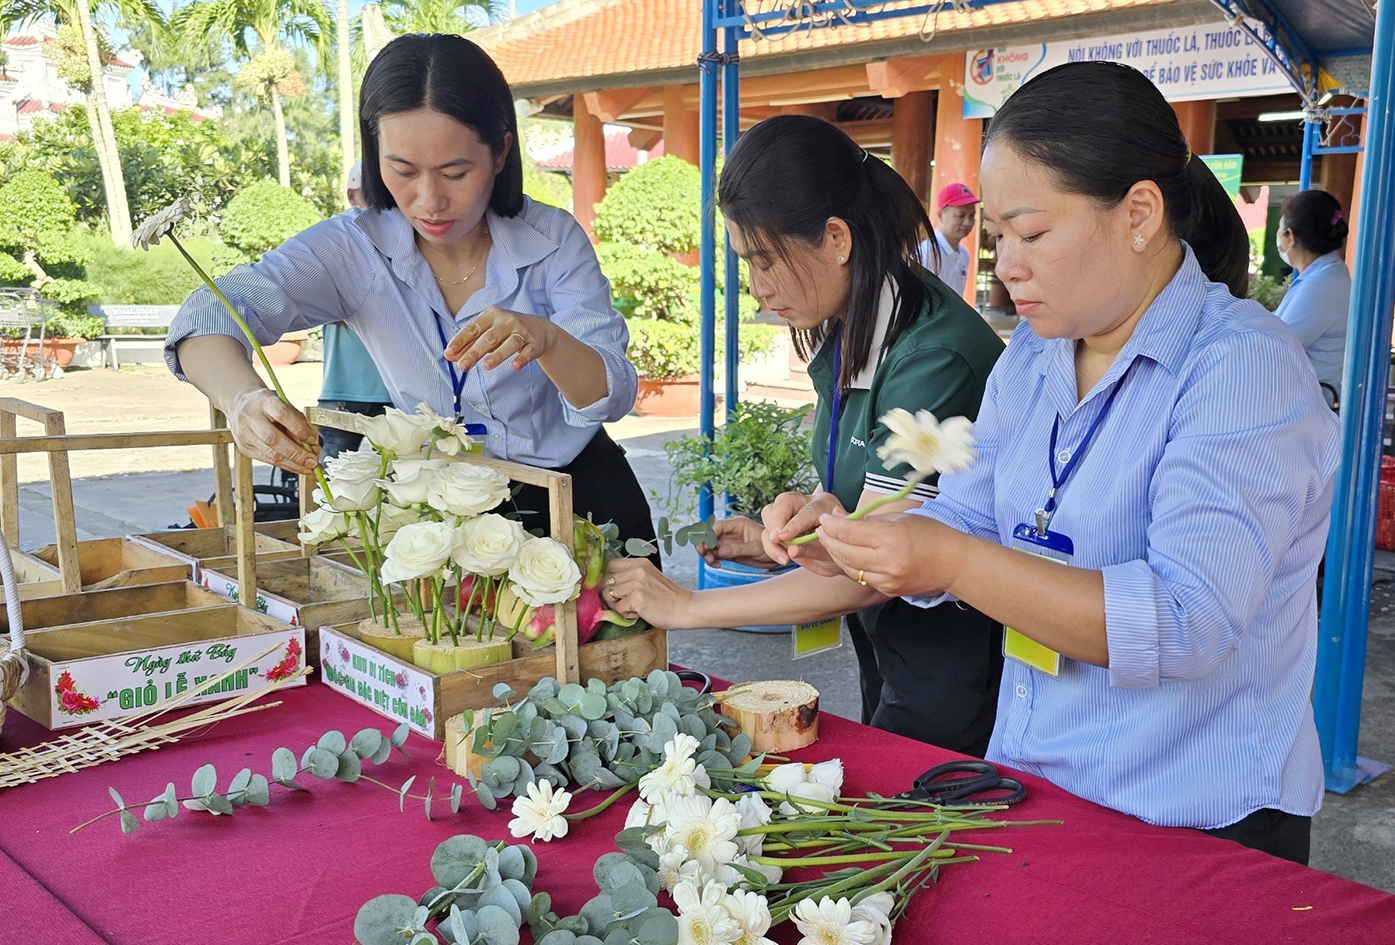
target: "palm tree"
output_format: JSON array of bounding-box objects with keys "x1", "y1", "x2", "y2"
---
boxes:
[
  {"x1": 379, "y1": 0, "x2": 503, "y2": 37},
  {"x1": 335, "y1": 0, "x2": 351, "y2": 204},
  {"x1": 173, "y1": 0, "x2": 330, "y2": 188},
  {"x1": 0, "y1": 0, "x2": 162, "y2": 244}
]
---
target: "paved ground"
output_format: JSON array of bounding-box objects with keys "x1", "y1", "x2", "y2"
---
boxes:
[{"x1": 4, "y1": 365, "x2": 1394, "y2": 893}]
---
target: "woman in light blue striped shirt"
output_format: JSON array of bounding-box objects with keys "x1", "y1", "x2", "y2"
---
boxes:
[
  {"x1": 166, "y1": 35, "x2": 655, "y2": 549},
  {"x1": 624, "y1": 62, "x2": 1335, "y2": 863}
]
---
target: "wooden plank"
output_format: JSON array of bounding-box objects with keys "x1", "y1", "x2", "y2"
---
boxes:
[
  {"x1": 21, "y1": 604, "x2": 247, "y2": 660},
  {"x1": 235, "y1": 451, "x2": 257, "y2": 607},
  {"x1": 0, "y1": 405, "x2": 16, "y2": 543},
  {"x1": 29, "y1": 539, "x2": 193, "y2": 588},
  {"x1": 0, "y1": 397, "x2": 63, "y2": 425},
  {"x1": 0, "y1": 430, "x2": 234, "y2": 454},
  {"x1": 1, "y1": 581, "x2": 224, "y2": 632},
  {"x1": 39, "y1": 402, "x2": 83, "y2": 589},
  {"x1": 548, "y1": 470, "x2": 581, "y2": 686},
  {"x1": 211, "y1": 405, "x2": 234, "y2": 529}
]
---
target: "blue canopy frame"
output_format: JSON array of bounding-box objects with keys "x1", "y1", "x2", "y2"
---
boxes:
[{"x1": 698, "y1": 0, "x2": 1389, "y2": 792}]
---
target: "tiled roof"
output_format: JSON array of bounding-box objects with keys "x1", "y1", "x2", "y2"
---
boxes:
[
  {"x1": 15, "y1": 98, "x2": 42, "y2": 114},
  {"x1": 534, "y1": 127, "x2": 666, "y2": 171},
  {"x1": 478, "y1": 0, "x2": 1191, "y2": 90},
  {"x1": 4, "y1": 35, "x2": 39, "y2": 47}
]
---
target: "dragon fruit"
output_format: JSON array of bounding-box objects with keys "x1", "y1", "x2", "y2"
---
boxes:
[{"x1": 494, "y1": 518, "x2": 639, "y2": 647}]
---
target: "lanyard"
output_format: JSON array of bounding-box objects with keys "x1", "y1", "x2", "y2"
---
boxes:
[
  {"x1": 825, "y1": 323, "x2": 844, "y2": 489},
  {"x1": 1036, "y1": 360, "x2": 1135, "y2": 535},
  {"x1": 434, "y1": 319, "x2": 467, "y2": 421}
]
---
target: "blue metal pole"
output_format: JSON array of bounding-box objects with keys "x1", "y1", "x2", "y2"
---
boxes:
[
  {"x1": 722, "y1": 19, "x2": 740, "y2": 423},
  {"x1": 1315, "y1": 2, "x2": 1395, "y2": 793},
  {"x1": 698, "y1": 0, "x2": 719, "y2": 524},
  {"x1": 1299, "y1": 117, "x2": 1317, "y2": 191}
]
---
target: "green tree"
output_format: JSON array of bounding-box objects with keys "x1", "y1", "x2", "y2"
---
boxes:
[
  {"x1": 173, "y1": 0, "x2": 331, "y2": 188},
  {"x1": 0, "y1": 0, "x2": 164, "y2": 244},
  {"x1": 379, "y1": 0, "x2": 501, "y2": 34},
  {"x1": 220, "y1": 179, "x2": 321, "y2": 256},
  {"x1": 592, "y1": 156, "x2": 700, "y2": 254}
]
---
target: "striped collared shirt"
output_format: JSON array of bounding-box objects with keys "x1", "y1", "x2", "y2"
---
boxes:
[
  {"x1": 910, "y1": 246, "x2": 1339, "y2": 829},
  {"x1": 166, "y1": 198, "x2": 637, "y2": 468}
]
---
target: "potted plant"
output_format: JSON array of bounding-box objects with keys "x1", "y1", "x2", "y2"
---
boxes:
[
  {"x1": 39, "y1": 312, "x2": 104, "y2": 368},
  {"x1": 659, "y1": 400, "x2": 818, "y2": 629}
]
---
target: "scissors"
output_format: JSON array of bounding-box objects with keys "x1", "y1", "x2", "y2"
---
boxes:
[{"x1": 890, "y1": 760, "x2": 1027, "y2": 807}]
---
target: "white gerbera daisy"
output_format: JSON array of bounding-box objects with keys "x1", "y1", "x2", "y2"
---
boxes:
[
  {"x1": 850, "y1": 893, "x2": 895, "y2": 945},
  {"x1": 733, "y1": 793, "x2": 773, "y2": 857},
  {"x1": 723, "y1": 888, "x2": 777, "y2": 945},
  {"x1": 640, "y1": 733, "x2": 702, "y2": 801},
  {"x1": 506, "y1": 779, "x2": 572, "y2": 842},
  {"x1": 674, "y1": 880, "x2": 741, "y2": 945},
  {"x1": 875, "y1": 408, "x2": 976, "y2": 479},
  {"x1": 792, "y1": 896, "x2": 880, "y2": 945},
  {"x1": 657, "y1": 846, "x2": 702, "y2": 892},
  {"x1": 663, "y1": 795, "x2": 741, "y2": 879}
]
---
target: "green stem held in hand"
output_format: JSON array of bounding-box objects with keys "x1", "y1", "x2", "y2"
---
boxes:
[{"x1": 786, "y1": 477, "x2": 922, "y2": 546}]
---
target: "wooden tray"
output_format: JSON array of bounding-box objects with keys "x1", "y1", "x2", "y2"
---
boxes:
[
  {"x1": 0, "y1": 580, "x2": 229, "y2": 635},
  {"x1": 128, "y1": 525, "x2": 302, "y2": 580},
  {"x1": 199, "y1": 555, "x2": 370, "y2": 653},
  {"x1": 25, "y1": 537, "x2": 193, "y2": 591}
]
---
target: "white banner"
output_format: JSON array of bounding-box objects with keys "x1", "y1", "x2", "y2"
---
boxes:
[{"x1": 963, "y1": 23, "x2": 1293, "y2": 118}]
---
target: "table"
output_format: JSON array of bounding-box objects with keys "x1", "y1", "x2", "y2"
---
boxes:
[{"x1": 4, "y1": 679, "x2": 1395, "y2": 945}]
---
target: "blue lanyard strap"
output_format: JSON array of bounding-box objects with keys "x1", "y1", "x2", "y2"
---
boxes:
[
  {"x1": 1037, "y1": 359, "x2": 1136, "y2": 534},
  {"x1": 824, "y1": 323, "x2": 843, "y2": 490},
  {"x1": 434, "y1": 319, "x2": 466, "y2": 421}
]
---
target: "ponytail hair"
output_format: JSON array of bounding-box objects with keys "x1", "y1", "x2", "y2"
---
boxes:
[
  {"x1": 1282, "y1": 188, "x2": 1349, "y2": 257},
  {"x1": 717, "y1": 115, "x2": 934, "y2": 391},
  {"x1": 984, "y1": 61, "x2": 1250, "y2": 297}
]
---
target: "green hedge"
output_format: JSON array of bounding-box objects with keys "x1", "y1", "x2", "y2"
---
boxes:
[
  {"x1": 593, "y1": 156, "x2": 700, "y2": 254},
  {"x1": 220, "y1": 180, "x2": 322, "y2": 257}
]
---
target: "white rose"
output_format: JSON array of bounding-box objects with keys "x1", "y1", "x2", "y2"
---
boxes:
[
  {"x1": 763, "y1": 762, "x2": 806, "y2": 795},
  {"x1": 507, "y1": 536, "x2": 581, "y2": 607},
  {"x1": 806, "y1": 758, "x2": 844, "y2": 794},
  {"x1": 372, "y1": 503, "x2": 419, "y2": 544},
  {"x1": 298, "y1": 505, "x2": 348, "y2": 545},
  {"x1": 426, "y1": 411, "x2": 476, "y2": 457},
  {"x1": 323, "y1": 476, "x2": 380, "y2": 512},
  {"x1": 452, "y1": 513, "x2": 528, "y2": 577},
  {"x1": 426, "y1": 463, "x2": 511, "y2": 518},
  {"x1": 323, "y1": 443, "x2": 383, "y2": 484},
  {"x1": 380, "y1": 458, "x2": 449, "y2": 507},
  {"x1": 362, "y1": 406, "x2": 432, "y2": 458},
  {"x1": 380, "y1": 521, "x2": 456, "y2": 584}
]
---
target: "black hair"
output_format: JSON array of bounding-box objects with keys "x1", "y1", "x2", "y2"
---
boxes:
[
  {"x1": 358, "y1": 34, "x2": 524, "y2": 217},
  {"x1": 1281, "y1": 188, "x2": 1349, "y2": 257},
  {"x1": 717, "y1": 115, "x2": 936, "y2": 391},
  {"x1": 984, "y1": 60, "x2": 1249, "y2": 297}
]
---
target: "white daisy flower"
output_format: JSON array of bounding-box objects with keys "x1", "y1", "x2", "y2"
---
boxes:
[
  {"x1": 733, "y1": 793, "x2": 773, "y2": 857},
  {"x1": 657, "y1": 846, "x2": 702, "y2": 892},
  {"x1": 131, "y1": 196, "x2": 194, "y2": 250},
  {"x1": 663, "y1": 795, "x2": 741, "y2": 879},
  {"x1": 792, "y1": 896, "x2": 880, "y2": 945},
  {"x1": 716, "y1": 854, "x2": 782, "y2": 889},
  {"x1": 640, "y1": 733, "x2": 702, "y2": 801},
  {"x1": 723, "y1": 888, "x2": 777, "y2": 945},
  {"x1": 875, "y1": 408, "x2": 976, "y2": 480},
  {"x1": 506, "y1": 779, "x2": 572, "y2": 842},
  {"x1": 850, "y1": 893, "x2": 895, "y2": 945},
  {"x1": 673, "y1": 880, "x2": 741, "y2": 945}
]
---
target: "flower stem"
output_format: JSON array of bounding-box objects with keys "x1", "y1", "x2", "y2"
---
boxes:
[
  {"x1": 786, "y1": 477, "x2": 922, "y2": 545},
  {"x1": 563, "y1": 779, "x2": 639, "y2": 820}
]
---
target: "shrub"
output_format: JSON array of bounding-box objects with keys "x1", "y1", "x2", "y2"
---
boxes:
[
  {"x1": 593, "y1": 156, "x2": 700, "y2": 253},
  {"x1": 661, "y1": 401, "x2": 818, "y2": 518},
  {"x1": 43, "y1": 310, "x2": 105, "y2": 340},
  {"x1": 0, "y1": 252, "x2": 30, "y2": 286},
  {"x1": 600, "y1": 243, "x2": 696, "y2": 321},
  {"x1": 0, "y1": 170, "x2": 76, "y2": 249},
  {"x1": 79, "y1": 232, "x2": 244, "y2": 305},
  {"x1": 39, "y1": 277, "x2": 103, "y2": 318},
  {"x1": 220, "y1": 180, "x2": 322, "y2": 257},
  {"x1": 625, "y1": 316, "x2": 701, "y2": 380},
  {"x1": 1248, "y1": 273, "x2": 1290, "y2": 312}
]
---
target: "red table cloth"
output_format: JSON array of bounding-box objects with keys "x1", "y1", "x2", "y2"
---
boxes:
[{"x1": 2, "y1": 679, "x2": 1394, "y2": 945}]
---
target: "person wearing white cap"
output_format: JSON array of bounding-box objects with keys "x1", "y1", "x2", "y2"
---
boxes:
[
  {"x1": 346, "y1": 161, "x2": 366, "y2": 209},
  {"x1": 918, "y1": 182, "x2": 980, "y2": 297}
]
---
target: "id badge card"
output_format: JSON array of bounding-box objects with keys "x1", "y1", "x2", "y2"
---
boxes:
[
  {"x1": 462, "y1": 423, "x2": 487, "y2": 456},
  {"x1": 792, "y1": 617, "x2": 843, "y2": 660},
  {"x1": 1003, "y1": 523, "x2": 1074, "y2": 677}
]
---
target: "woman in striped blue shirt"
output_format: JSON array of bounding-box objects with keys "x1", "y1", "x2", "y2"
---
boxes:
[{"x1": 166, "y1": 34, "x2": 656, "y2": 549}]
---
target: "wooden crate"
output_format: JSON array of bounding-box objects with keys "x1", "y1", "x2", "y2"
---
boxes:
[
  {"x1": 25, "y1": 537, "x2": 195, "y2": 591},
  {"x1": 129, "y1": 526, "x2": 302, "y2": 581},
  {"x1": 306, "y1": 406, "x2": 667, "y2": 741},
  {"x1": 0, "y1": 552, "x2": 62, "y2": 605},
  {"x1": 320, "y1": 623, "x2": 667, "y2": 740},
  {"x1": 8, "y1": 604, "x2": 306, "y2": 731},
  {"x1": 0, "y1": 581, "x2": 231, "y2": 635},
  {"x1": 199, "y1": 555, "x2": 370, "y2": 654}
]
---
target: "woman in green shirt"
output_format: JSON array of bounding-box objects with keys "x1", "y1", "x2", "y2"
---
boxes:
[{"x1": 606, "y1": 115, "x2": 1005, "y2": 754}]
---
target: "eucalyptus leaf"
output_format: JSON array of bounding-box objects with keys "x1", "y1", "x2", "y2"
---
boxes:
[
  {"x1": 678, "y1": 714, "x2": 706, "y2": 741},
  {"x1": 510, "y1": 759, "x2": 537, "y2": 798},
  {"x1": 337, "y1": 751, "x2": 363, "y2": 783},
  {"x1": 350, "y1": 727, "x2": 384, "y2": 760},
  {"x1": 474, "y1": 781, "x2": 498, "y2": 811},
  {"x1": 501, "y1": 878, "x2": 532, "y2": 915},
  {"x1": 317, "y1": 730, "x2": 347, "y2": 754},
  {"x1": 307, "y1": 748, "x2": 340, "y2": 780},
  {"x1": 182, "y1": 798, "x2": 209, "y2": 813},
  {"x1": 476, "y1": 904, "x2": 521, "y2": 945},
  {"x1": 485, "y1": 755, "x2": 521, "y2": 785},
  {"x1": 527, "y1": 891, "x2": 553, "y2": 926},
  {"x1": 558, "y1": 715, "x2": 588, "y2": 741},
  {"x1": 589, "y1": 721, "x2": 621, "y2": 761},
  {"x1": 245, "y1": 774, "x2": 271, "y2": 806},
  {"x1": 590, "y1": 767, "x2": 627, "y2": 791},
  {"x1": 370, "y1": 734, "x2": 393, "y2": 767},
  {"x1": 431, "y1": 834, "x2": 489, "y2": 889},
  {"x1": 353, "y1": 894, "x2": 421, "y2": 945},
  {"x1": 518, "y1": 844, "x2": 538, "y2": 886},
  {"x1": 578, "y1": 692, "x2": 608, "y2": 721},
  {"x1": 271, "y1": 746, "x2": 298, "y2": 783},
  {"x1": 609, "y1": 882, "x2": 657, "y2": 920},
  {"x1": 528, "y1": 677, "x2": 560, "y2": 702},
  {"x1": 391, "y1": 721, "x2": 409, "y2": 751},
  {"x1": 161, "y1": 782, "x2": 178, "y2": 818},
  {"x1": 409, "y1": 933, "x2": 436, "y2": 945},
  {"x1": 587, "y1": 678, "x2": 607, "y2": 696},
  {"x1": 593, "y1": 854, "x2": 642, "y2": 893},
  {"x1": 575, "y1": 937, "x2": 604, "y2": 945},
  {"x1": 493, "y1": 682, "x2": 517, "y2": 700},
  {"x1": 119, "y1": 809, "x2": 140, "y2": 834},
  {"x1": 143, "y1": 797, "x2": 168, "y2": 822},
  {"x1": 578, "y1": 895, "x2": 613, "y2": 937},
  {"x1": 537, "y1": 932, "x2": 576, "y2": 945},
  {"x1": 424, "y1": 776, "x2": 434, "y2": 821},
  {"x1": 480, "y1": 883, "x2": 523, "y2": 926},
  {"x1": 444, "y1": 905, "x2": 479, "y2": 945},
  {"x1": 727, "y1": 732, "x2": 753, "y2": 764},
  {"x1": 108, "y1": 787, "x2": 125, "y2": 810},
  {"x1": 228, "y1": 767, "x2": 252, "y2": 798},
  {"x1": 300, "y1": 746, "x2": 317, "y2": 770},
  {"x1": 450, "y1": 782, "x2": 463, "y2": 814},
  {"x1": 558, "y1": 682, "x2": 586, "y2": 710},
  {"x1": 205, "y1": 793, "x2": 234, "y2": 816},
  {"x1": 634, "y1": 910, "x2": 679, "y2": 945},
  {"x1": 190, "y1": 763, "x2": 216, "y2": 796},
  {"x1": 399, "y1": 775, "x2": 416, "y2": 813},
  {"x1": 557, "y1": 915, "x2": 590, "y2": 936}
]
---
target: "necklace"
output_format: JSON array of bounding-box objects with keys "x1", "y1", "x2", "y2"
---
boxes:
[{"x1": 432, "y1": 223, "x2": 490, "y2": 286}]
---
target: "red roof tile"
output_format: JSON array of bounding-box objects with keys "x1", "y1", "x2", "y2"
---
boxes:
[
  {"x1": 535, "y1": 127, "x2": 666, "y2": 171},
  {"x1": 478, "y1": 0, "x2": 1191, "y2": 90},
  {"x1": 15, "y1": 98, "x2": 43, "y2": 114},
  {"x1": 4, "y1": 35, "x2": 39, "y2": 47}
]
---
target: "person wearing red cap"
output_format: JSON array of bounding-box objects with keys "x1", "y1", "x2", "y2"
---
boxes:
[{"x1": 919, "y1": 182, "x2": 980, "y2": 297}]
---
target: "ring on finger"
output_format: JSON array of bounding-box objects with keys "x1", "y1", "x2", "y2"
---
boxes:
[
  {"x1": 508, "y1": 331, "x2": 527, "y2": 349},
  {"x1": 856, "y1": 569, "x2": 867, "y2": 586},
  {"x1": 606, "y1": 575, "x2": 616, "y2": 592}
]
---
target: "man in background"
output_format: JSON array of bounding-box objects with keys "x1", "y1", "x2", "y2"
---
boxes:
[{"x1": 919, "y1": 182, "x2": 979, "y2": 299}]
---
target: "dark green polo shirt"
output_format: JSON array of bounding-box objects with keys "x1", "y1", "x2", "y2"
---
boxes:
[{"x1": 809, "y1": 275, "x2": 1004, "y2": 511}]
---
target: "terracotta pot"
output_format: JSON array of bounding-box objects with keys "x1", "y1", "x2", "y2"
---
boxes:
[
  {"x1": 634, "y1": 375, "x2": 702, "y2": 418},
  {"x1": 0, "y1": 337, "x2": 81, "y2": 370}
]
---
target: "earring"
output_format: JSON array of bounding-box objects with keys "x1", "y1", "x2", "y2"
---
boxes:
[
  {"x1": 838, "y1": 255, "x2": 846, "y2": 263},
  {"x1": 1132, "y1": 235, "x2": 1145, "y2": 249}
]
